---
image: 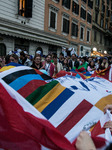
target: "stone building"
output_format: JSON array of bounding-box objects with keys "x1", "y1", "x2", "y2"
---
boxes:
[
  {"x1": 91, "y1": 0, "x2": 112, "y2": 56},
  {"x1": 44, "y1": 0, "x2": 93, "y2": 56},
  {"x1": 0, "y1": 0, "x2": 93, "y2": 56}
]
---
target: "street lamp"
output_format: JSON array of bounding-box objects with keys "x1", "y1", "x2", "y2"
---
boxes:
[
  {"x1": 104, "y1": 50, "x2": 107, "y2": 54},
  {"x1": 93, "y1": 47, "x2": 97, "y2": 51}
]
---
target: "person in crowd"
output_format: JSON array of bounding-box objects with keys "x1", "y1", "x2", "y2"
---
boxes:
[
  {"x1": 69, "y1": 53, "x2": 79, "y2": 70},
  {"x1": 88, "y1": 57, "x2": 93, "y2": 64},
  {"x1": 62, "y1": 47, "x2": 67, "y2": 57},
  {"x1": 31, "y1": 55, "x2": 43, "y2": 70},
  {"x1": 108, "y1": 57, "x2": 112, "y2": 65},
  {"x1": 44, "y1": 54, "x2": 55, "y2": 77},
  {"x1": 5, "y1": 54, "x2": 10, "y2": 65},
  {"x1": 87, "y1": 60, "x2": 96, "y2": 72},
  {"x1": 100, "y1": 57, "x2": 109, "y2": 70},
  {"x1": 9, "y1": 54, "x2": 19, "y2": 63},
  {"x1": 95, "y1": 57, "x2": 103, "y2": 70},
  {"x1": 53, "y1": 53, "x2": 63, "y2": 76},
  {"x1": 59, "y1": 52, "x2": 64, "y2": 65},
  {"x1": 78, "y1": 56, "x2": 88, "y2": 71},
  {"x1": 19, "y1": 51, "x2": 32, "y2": 66},
  {"x1": 63, "y1": 57, "x2": 69, "y2": 71}
]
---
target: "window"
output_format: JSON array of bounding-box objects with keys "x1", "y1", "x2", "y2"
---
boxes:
[
  {"x1": 96, "y1": 0, "x2": 99, "y2": 6},
  {"x1": 72, "y1": 1, "x2": 79, "y2": 15},
  {"x1": 80, "y1": 7, "x2": 86, "y2": 20},
  {"x1": 100, "y1": 34, "x2": 102, "y2": 44},
  {"x1": 50, "y1": 11, "x2": 56, "y2": 29},
  {"x1": 82, "y1": 0, "x2": 87, "y2": 3},
  {"x1": 49, "y1": 10, "x2": 57, "y2": 31},
  {"x1": 87, "y1": 30, "x2": 90, "y2": 42},
  {"x1": 105, "y1": 21, "x2": 108, "y2": 29},
  {"x1": 107, "y1": 0, "x2": 109, "y2": 5},
  {"x1": 53, "y1": 0, "x2": 60, "y2": 2},
  {"x1": 62, "y1": 0, "x2": 71, "y2": 9},
  {"x1": 88, "y1": 0, "x2": 93, "y2": 9},
  {"x1": 94, "y1": 31, "x2": 97, "y2": 41},
  {"x1": 71, "y1": 22, "x2": 78, "y2": 37},
  {"x1": 62, "y1": 17, "x2": 70, "y2": 34},
  {"x1": 95, "y1": 11, "x2": 98, "y2": 24},
  {"x1": 87, "y1": 12, "x2": 92, "y2": 24},
  {"x1": 102, "y1": 4, "x2": 105, "y2": 12},
  {"x1": 100, "y1": 17, "x2": 104, "y2": 28},
  {"x1": 18, "y1": 0, "x2": 33, "y2": 18},
  {"x1": 49, "y1": 5, "x2": 59, "y2": 31},
  {"x1": 0, "y1": 43, "x2": 6, "y2": 56},
  {"x1": 80, "y1": 26, "x2": 84, "y2": 40}
]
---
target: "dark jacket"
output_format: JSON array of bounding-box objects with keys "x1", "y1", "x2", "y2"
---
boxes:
[{"x1": 69, "y1": 59, "x2": 79, "y2": 69}]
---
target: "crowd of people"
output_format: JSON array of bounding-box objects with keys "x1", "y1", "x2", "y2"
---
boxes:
[{"x1": 0, "y1": 49, "x2": 112, "y2": 77}]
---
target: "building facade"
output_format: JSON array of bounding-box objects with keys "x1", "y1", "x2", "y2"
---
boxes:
[
  {"x1": 0, "y1": 0, "x2": 93, "y2": 57},
  {"x1": 44, "y1": 0, "x2": 93, "y2": 56},
  {"x1": 0, "y1": 0, "x2": 68, "y2": 56},
  {"x1": 91, "y1": 0, "x2": 112, "y2": 56}
]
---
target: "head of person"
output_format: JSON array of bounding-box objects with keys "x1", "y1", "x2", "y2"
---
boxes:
[
  {"x1": 10, "y1": 54, "x2": 19, "y2": 63},
  {"x1": 20, "y1": 51, "x2": 26, "y2": 60},
  {"x1": 45, "y1": 54, "x2": 52, "y2": 63},
  {"x1": 64, "y1": 57, "x2": 68, "y2": 65},
  {"x1": 52, "y1": 53, "x2": 57, "y2": 63},
  {"x1": 71, "y1": 54, "x2": 77, "y2": 60},
  {"x1": 33, "y1": 55, "x2": 41, "y2": 65},
  {"x1": 89, "y1": 60, "x2": 95, "y2": 68},
  {"x1": 59, "y1": 52, "x2": 64, "y2": 59},
  {"x1": 88, "y1": 57, "x2": 93, "y2": 63},
  {"x1": 102, "y1": 57, "x2": 108, "y2": 63},
  {"x1": 81, "y1": 56, "x2": 87, "y2": 64}
]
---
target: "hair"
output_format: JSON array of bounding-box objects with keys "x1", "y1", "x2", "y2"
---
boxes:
[
  {"x1": 53, "y1": 53, "x2": 57, "y2": 59},
  {"x1": 88, "y1": 60, "x2": 95, "y2": 68},
  {"x1": 60, "y1": 52, "x2": 64, "y2": 56},
  {"x1": 10, "y1": 54, "x2": 18, "y2": 61},
  {"x1": 46, "y1": 54, "x2": 52, "y2": 58},
  {"x1": 20, "y1": 51, "x2": 25, "y2": 57},
  {"x1": 33, "y1": 55, "x2": 41, "y2": 60}
]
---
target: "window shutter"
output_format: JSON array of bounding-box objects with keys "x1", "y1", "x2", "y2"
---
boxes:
[
  {"x1": 76, "y1": 25, "x2": 78, "y2": 37},
  {"x1": 72, "y1": 1, "x2": 75, "y2": 12},
  {"x1": 25, "y1": 0, "x2": 33, "y2": 18},
  {"x1": 76, "y1": 4, "x2": 79, "y2": 15},
  {"x1": 50, "y1": 12, "x2": 56, "y2": 28},
  {"x1": 63, "y1": 18, "x2": 69, "y2": 34}
]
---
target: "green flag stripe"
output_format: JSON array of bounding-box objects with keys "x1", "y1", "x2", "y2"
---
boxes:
[{"x1": 26, "y1": 80, "x2": 59, "y2": 105}]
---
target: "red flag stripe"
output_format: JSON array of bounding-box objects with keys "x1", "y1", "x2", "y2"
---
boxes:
[
  {"x1": 57, "y1": 99, "x2": 93, "y2": 135},
  {"x1": 18, "y1": 80, "x2": 46, "y2": 98}
]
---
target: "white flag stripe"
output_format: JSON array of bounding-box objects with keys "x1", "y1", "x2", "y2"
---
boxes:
[{"x1": 65, "y1": 106, "x2": 103, "y2": 142}]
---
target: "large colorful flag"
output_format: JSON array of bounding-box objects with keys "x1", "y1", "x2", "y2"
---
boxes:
[
  {"x1": 0, "y1": 64, "x2": 112, "y2": 149},
  {"x1": 0, "y1": 79, "x2": 75, "y2": 150}
]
